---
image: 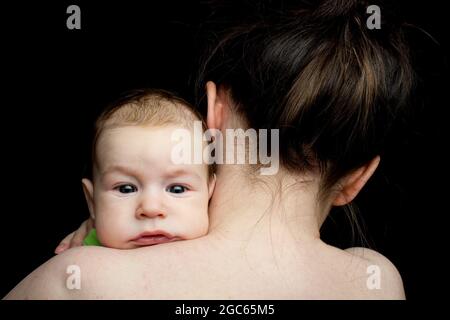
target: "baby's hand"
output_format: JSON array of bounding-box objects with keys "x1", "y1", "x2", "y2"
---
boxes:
[{"x1": 54, "y1": 218, "x2": 94, "y2": 254}]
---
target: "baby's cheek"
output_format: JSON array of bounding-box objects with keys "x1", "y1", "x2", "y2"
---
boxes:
[
  {"x1": 200, "y1": 216, "x2": 210, "y2": 236},
  {"x1": 197, "y1": 198, "x2": 210, "y2": 235},
  {"x1": 95, "y1": 215, "x2": 128, "y2": 248},
  {"x1": 172, "y1": 199, "x2": 204, "y2": 239},
  {"x1": 95, "y1": 219, "x2": 115, "y2": 246},
  {"x1": 183, "y1": 205, "x2": 209, "y2": 238}
]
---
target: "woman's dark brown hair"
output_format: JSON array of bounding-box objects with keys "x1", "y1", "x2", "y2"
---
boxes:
[{"x1": 196, "y1": 0, "x2": 415, "y2": 198}]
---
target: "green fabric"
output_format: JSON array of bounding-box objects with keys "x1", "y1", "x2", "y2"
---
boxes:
[{"x1": 83, "y1": 228, "x2": 102, "y2": 246}]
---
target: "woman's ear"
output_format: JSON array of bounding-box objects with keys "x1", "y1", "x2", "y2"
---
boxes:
[
  {"x1": 81, "y1": 178, "x2": 96, "y2": 220},
  {"x1": 208, "y1": 173, "x2": 216, "y2": 200},
  {"x1": 332, "y1": 156, "x2": 381, "y2": 206},
  {"x1": 206, "y1": 81, "x2": 226, "y2": 130}
]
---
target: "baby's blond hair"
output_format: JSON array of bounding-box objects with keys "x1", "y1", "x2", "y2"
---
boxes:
[{"x1": 90, "y1": 89, "x2": 214, "y2": 178}]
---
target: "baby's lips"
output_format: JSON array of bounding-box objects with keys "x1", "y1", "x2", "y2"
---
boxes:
[{"x1": 130, "y1": 230, "x2": 179, "y2": 246}]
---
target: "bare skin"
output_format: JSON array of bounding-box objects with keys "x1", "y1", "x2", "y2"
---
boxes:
[
  {"x1": 4, "y1": 83, "x2": 405, "y2": 299},
  {"x1": 3, "y1": 167, "x2": 404, "y2": 299}
]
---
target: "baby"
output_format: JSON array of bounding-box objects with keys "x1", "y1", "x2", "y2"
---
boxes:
[{"x1": 81, "y1": 89, "x2": 216, "y2": 249}]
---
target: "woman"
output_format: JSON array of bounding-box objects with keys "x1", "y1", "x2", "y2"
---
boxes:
[{"x1": 4, "y1": 0, "x2": 412, "y2": 299}]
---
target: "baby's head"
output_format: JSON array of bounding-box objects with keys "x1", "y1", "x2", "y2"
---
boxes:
[{"x1": 82, "y1": 89, "x2": 216, "y2": 249}]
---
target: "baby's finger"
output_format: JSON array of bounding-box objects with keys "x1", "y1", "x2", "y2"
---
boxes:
[
  {"x1": 55, "y1": 232, "x2": 75, "y2": 254},
  {"x1": 70, "y1": 221, "x2": 89, "y2": 247},
  {"x1": 86, "y1": 217, "x2": 94, "y2": 230}
]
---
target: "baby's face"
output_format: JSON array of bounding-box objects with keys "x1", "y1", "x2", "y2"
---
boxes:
[{"x1": 88, "y1": 125, "x2": 214, "y2": 249}]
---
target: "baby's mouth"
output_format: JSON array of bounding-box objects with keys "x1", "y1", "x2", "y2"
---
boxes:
[{"x1": 131, "y1": 231, "x2": 179, "y2": 246}]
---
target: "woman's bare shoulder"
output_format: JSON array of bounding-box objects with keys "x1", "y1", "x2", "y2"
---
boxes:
[
  {"x1": 4, "y1": 239, "x2": 406, "y2": 300},
  {"x1": 342, "y1": 246, "x2": 406, "y2": 299},
  {"x1": 5, "y1": 239, "x2": 213, "y2": 299},
  {"x1": 4, "y1": 245, "x2": 153, "y2": 299}
]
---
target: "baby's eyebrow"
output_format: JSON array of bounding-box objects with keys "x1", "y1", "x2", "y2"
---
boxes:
[
  {"x1": 165, "y1": 168, "x2": 202, "y2": 181},
  {"x1": 102, "y1": 165, "x2": 202, "y2": 182},
  {"x1": 101, "y1": 165, "x2": 138, "y2": 176}
]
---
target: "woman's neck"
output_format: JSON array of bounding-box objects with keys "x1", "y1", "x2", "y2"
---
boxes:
[{"x1": 207, "y1": 164, "x2": 324, "y2": 247}]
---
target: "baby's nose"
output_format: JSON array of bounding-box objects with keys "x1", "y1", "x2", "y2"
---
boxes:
[{"x1": 135, "y1": 193, "x2": 166, "y2": 219}]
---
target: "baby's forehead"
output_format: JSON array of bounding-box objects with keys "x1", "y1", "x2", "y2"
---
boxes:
[
  {"x1": 94, "y1": 127, "x2": 210, "y2": 176},
  {"x1": 96, "y1": 123, "x2": 201, "y2": 153},
  {"x1": 97, "y1": 123, "x2": 209, "y2": 157}
]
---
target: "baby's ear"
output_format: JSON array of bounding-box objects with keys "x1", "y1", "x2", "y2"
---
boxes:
[
  {"x1": 81, "y1": 178, "x2": 95, "y2": 220},
  {"x1": 208, "y1": 173, "x2": 216, "y2": 200},
  {"x1": 332, "y1": 156, "x2": 380, "y2": 206}
]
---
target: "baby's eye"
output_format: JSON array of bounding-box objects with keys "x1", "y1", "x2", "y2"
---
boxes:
[
  {"x1": 115, "y1": 184, "x2": 137, "y2": 194},
  {"x1": 166, "y1": 185, "x2": 188, "y2": 194}
]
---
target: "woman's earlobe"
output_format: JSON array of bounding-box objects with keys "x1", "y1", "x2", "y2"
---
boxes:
[
  {"x1": 81, "y1": 178, "x2": 96, "y2": 220},
  {"x1": 332, "y1": 156, "x2": 381, "y2": 206}
]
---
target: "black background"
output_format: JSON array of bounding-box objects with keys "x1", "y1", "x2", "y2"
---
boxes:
[{"x1": 1, "y1": 0, "x2": 448, "y2": 300}]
